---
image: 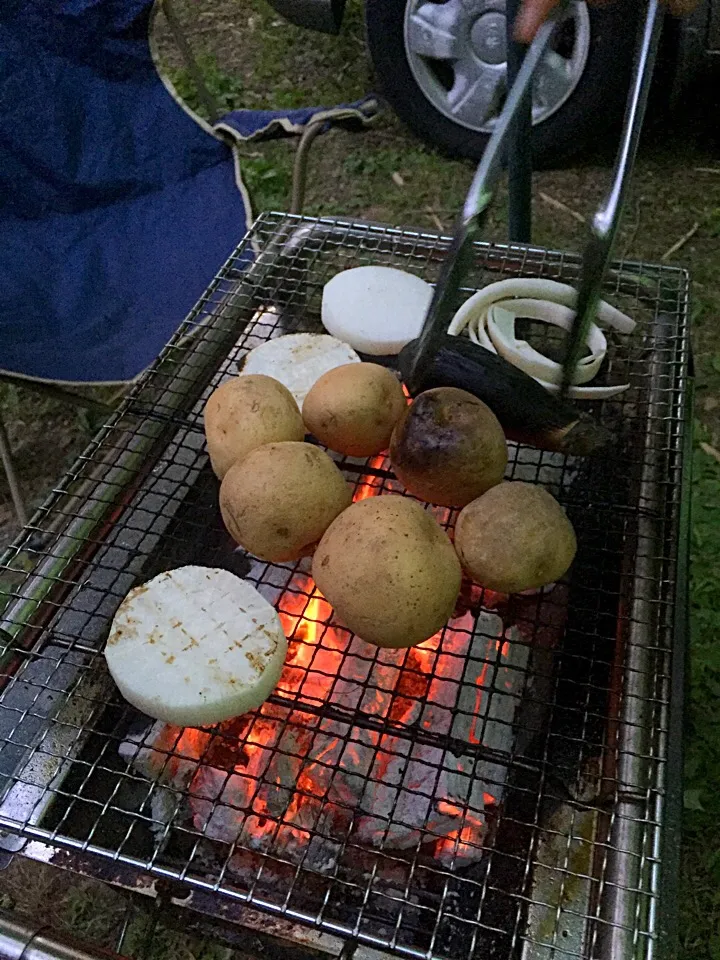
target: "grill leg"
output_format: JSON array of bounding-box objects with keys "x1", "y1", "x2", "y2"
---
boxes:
[
  {"x1": 505, "y1": 0, "x2": 533, "y2": 243},
  {"x1": 0, "y1": 414, "x2": 27, "y2": 528}
]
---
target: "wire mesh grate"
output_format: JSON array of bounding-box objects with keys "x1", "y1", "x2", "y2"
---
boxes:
[{"x1": 0, "y1": 214, "x2": 690, "y2": 960}]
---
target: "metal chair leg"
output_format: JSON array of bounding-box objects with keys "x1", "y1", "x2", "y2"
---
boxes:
[
  {"x1": 0, "y1": 414, "x2": 27, "y2": 527},
  {"x1": 162, "y1": 0, "x2": 220, "y2": 122},
  {"x1": 291, "y1": 119, "x2": 326, "y2": 215}
]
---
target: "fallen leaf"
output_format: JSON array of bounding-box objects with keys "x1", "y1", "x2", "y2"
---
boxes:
[
  {"x1": 684, "y1": 788, "x2": 704, "y2": 811},
  {"x1": 704, "y1": 396, "x2": 719, "y2": 412}
]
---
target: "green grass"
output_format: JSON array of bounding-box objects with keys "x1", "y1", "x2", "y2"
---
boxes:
[
  {"x1": 0, "y1": 862, "x2": 236, "y2": 960},
  {"x1": 166, "y1": 52, "x2": 246, "y2": 115},
  {"x1": 680, "y1": 433, "x2": 720, "y2": 960}
]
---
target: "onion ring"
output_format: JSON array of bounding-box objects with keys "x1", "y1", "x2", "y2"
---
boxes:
[{"x1": 448, "y1": 279, "x2": 634, "y2": 400}]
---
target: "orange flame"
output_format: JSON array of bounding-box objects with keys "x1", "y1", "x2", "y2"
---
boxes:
[
  {"x1": 464, "y1": 635, "x2": 513, "y2": 744},
  {"x1": 279, "y1": 590, "x2": 328, "y2": 653},
  {"x1": 352, "y1": 454, "x2": 387, "y2": 502},
  {"x1": 187, "y1": 581, "x2": 343, "y2": 853},
  {"x1": 435, "y1": 803, "x2": 487, "y2": 859},
  {"x1": 466, "y1": 660, "x2": 491, "y2": 745},
  {"x1": 211, "y1": 578, "x2": 462, "y2": 857}
]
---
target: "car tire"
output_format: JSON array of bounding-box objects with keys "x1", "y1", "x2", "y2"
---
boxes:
[{"x1": 365, "y1": 0, "x2": 640, "y2": 165}]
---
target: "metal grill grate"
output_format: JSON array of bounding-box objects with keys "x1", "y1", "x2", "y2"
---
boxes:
[{"x1": 0, "y1": 214, "x2": 691, "y2": 960}]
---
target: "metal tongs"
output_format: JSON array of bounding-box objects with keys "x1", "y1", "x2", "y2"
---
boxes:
[{"x1": 402, "y1": 0, "x2": 663, "y2": 401}]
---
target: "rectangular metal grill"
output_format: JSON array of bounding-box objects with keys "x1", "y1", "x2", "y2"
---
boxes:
[{"x1": 0, "y1": 214, "x2": 691, "y2": 960}]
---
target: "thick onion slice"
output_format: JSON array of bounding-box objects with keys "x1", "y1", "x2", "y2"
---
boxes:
[
  {"x1": 241, "y1": 334, "x2": 360, "y2": 408},
  {"x1": 105, "y1": 567, "x2": 288, "y2": 727},
  {"x1": 322, "y1": 266, "x2": 433, "y2": 356}
]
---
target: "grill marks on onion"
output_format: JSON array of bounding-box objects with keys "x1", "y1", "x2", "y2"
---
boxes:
[{"x1": 105, "y1": 567, "x2": 288, "y2": 727}]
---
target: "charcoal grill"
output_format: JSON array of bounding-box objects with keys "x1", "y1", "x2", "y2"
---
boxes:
[{"x1": 0, "y1": 214, "x2": 691, "y2": 960}]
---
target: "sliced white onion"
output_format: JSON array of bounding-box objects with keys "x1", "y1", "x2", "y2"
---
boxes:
[
  {"x1": 448, "y1": 278, "x2": 636, "y2": 336},
  {"x1": 534, "y1": 378, "x2": 631, "y2": 400},
  {"x1": 105, "y1": 567, "x2": 288, "y2": 727},
  {"x1": 487, "y1": 302, "x2": 606, "y2": 385},
  {"x1": 322, "y1": 266, "x2": 433, "y2": 355},
  {"x1": 241, "y1": 333, "x2": 360, "y2": 408},
  {"x1": 448, "y1": 278, "x2": 633, "y2": 400}
]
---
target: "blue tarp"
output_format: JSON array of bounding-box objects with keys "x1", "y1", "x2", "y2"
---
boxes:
[{"x1": 0, "y1": 0, "x2": 375, "y2": 382}]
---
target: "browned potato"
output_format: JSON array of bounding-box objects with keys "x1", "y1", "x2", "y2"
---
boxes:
[
  {"x1": 204, "y1": 374, "x2": 304, "y2": 479},
  {"x1": 302, "y1": 363, "x2": 406, "y2": 457},
  {"x1": 390, "y1": 387, "x2": 508, "y2": 507},
  {"x1": 455, "y1": 481, "x2": 577, "y2": 593},
  {"x1": 220, "y1": 442, "x2": 352, "y2": 562},
  {"x1": 312, "y1": 495, "x2": 461, "y2": 648}
]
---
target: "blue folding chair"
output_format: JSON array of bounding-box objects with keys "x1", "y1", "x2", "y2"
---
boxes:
[{"x1": 0, "y1": 0, "x2": 377, "y2": 524}]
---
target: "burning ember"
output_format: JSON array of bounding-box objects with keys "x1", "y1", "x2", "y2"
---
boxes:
[
  {"x1": 351, "y1": 454, "x2": 386, "y2": 502},
  {"x1": 121, "y1": 468, "x2": 532, "y2": 877}
]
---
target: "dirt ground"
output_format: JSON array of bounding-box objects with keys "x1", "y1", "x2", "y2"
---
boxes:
[{"x1": 1, "y1": 1, "x2": 719, "y2": 957}]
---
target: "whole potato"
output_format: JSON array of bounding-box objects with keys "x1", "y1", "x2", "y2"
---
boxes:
[
  {"x1": 390, "y1": 387, "x2": 508, "y2": 507},
  {"x1": 204, "y1": 374, "x2": 304, "y2": 479},
  {"x1": 220, "y1": 442, "x2": 352, "y2": 562},
  {"x1": 312, "y1": 495, "x2": 461, "y2": 648},
  {"x1": 302, "y1": 363, "x2": 407, "y2": 457},
  {"x1": 455, "y1": 481, "x2": 577, "y2": 593}
]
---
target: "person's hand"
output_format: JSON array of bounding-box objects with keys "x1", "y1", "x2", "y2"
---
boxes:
[{"x1": 514, "y1": 0, "x2": 699, "y2": 44}]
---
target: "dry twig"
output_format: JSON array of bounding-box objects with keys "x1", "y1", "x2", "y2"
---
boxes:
[
  {"x1": 661, "y1": 221, "x2": 700, "y2": 261},
  {"x1": 538, "y1": 192, "x2": 585, "y2": 225},
  {"x1": 426, "y1": 209, "x2": 445, "y2": 232}
]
